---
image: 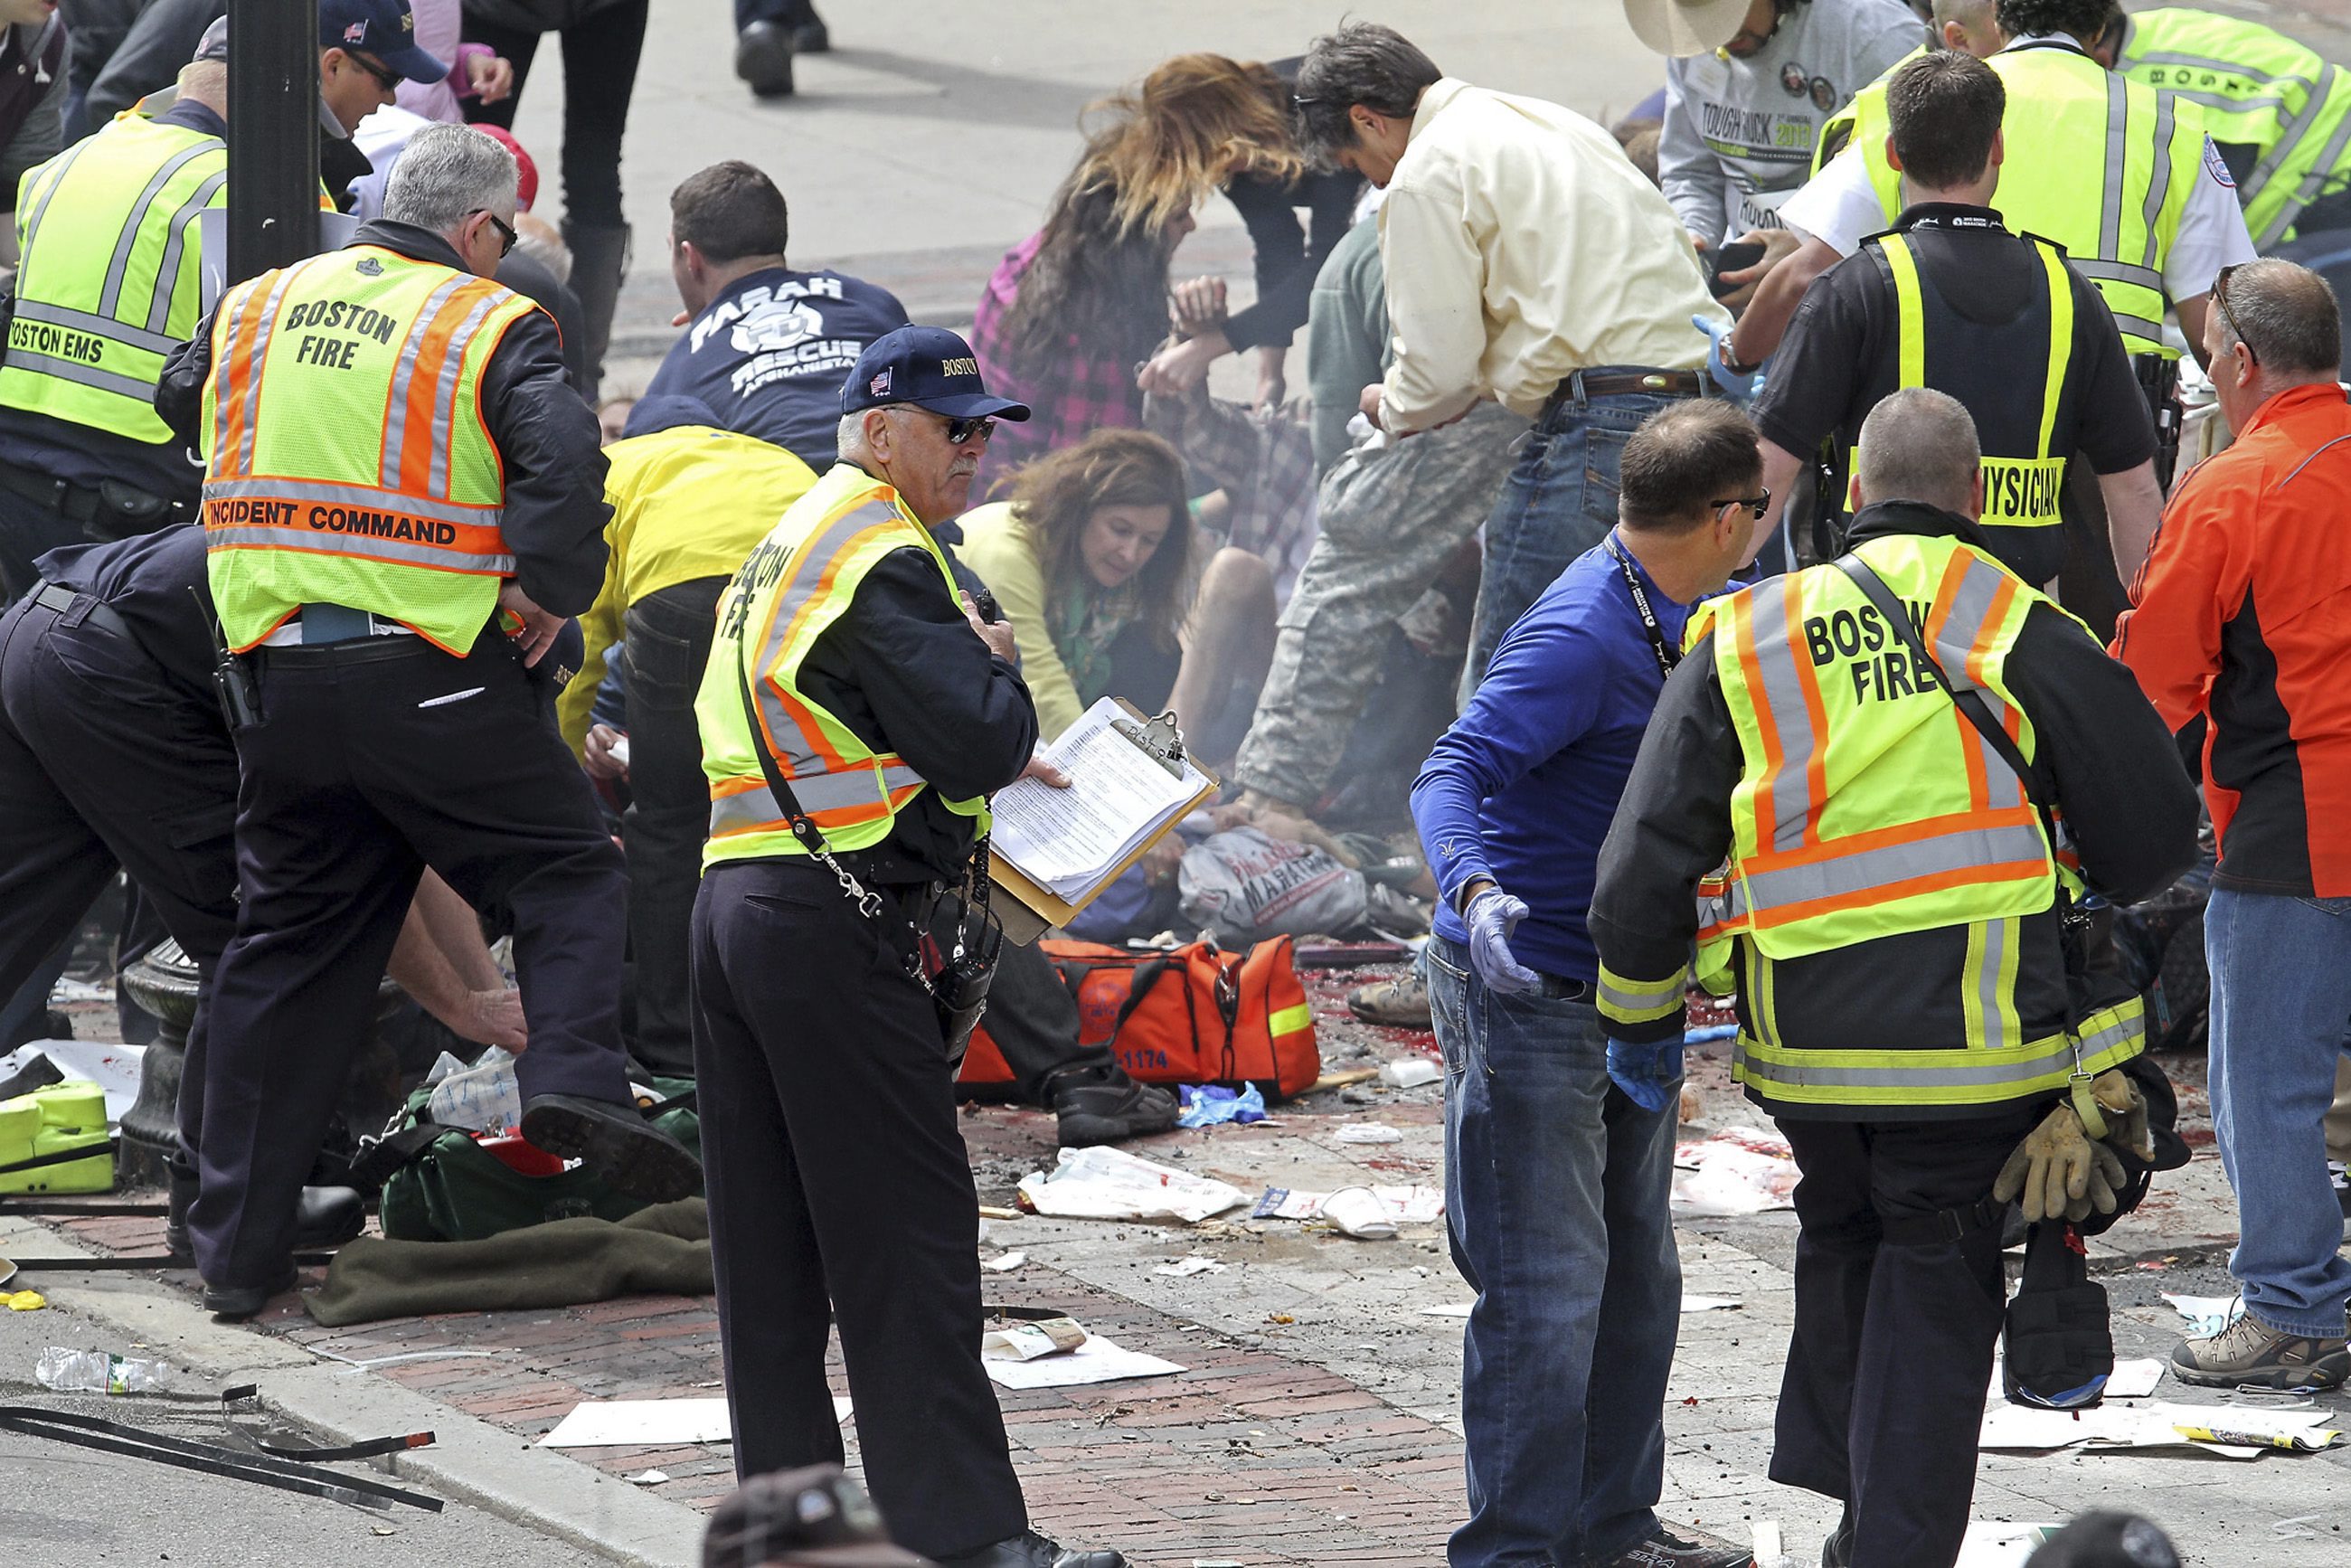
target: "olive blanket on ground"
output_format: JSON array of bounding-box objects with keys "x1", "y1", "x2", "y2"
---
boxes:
[{"x1": 304, "y1": 1199, "x2": 712, "y2": 1327}]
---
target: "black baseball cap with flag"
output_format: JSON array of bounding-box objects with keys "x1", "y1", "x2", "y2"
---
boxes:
[{"x1": 840, "y1": 326, "x2": 1031, "y2": 422}]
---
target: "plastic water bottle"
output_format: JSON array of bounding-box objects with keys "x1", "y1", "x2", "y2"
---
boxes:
[
  {"x1": 35, "y1": 1346, "x2": 172, "y2": 1394},
  {"x1": 427, "y1": 1046, "x2": 522, "y2": 1132}
]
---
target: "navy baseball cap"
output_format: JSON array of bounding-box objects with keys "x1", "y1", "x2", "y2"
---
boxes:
[
  {"x1": 840, "y1": 326, "x2": 1031, "y2": 422},
  {"x1": 321, "y1": 0, "x2": 449, "y2": 84},
  {"x1": 198, "y1": 1, "x2": 448, "y2": 85}
]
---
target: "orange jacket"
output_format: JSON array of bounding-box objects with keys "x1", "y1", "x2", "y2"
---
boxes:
[{"x1": 2113, "y1": 382, "x2": 2351, "y2": 897}]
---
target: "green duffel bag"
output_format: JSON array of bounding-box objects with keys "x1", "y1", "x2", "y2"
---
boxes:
[{"x1": 372, "y1": 1077, "x2": 701, "y2": 1242}]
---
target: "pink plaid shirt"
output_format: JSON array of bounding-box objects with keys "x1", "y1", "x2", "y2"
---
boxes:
[{"x1": 969, "y1": 232, "x2": 1145, "y2": 493}]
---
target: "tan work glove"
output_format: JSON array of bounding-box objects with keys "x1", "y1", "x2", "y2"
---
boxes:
[
  {"x1": 2074, "y1": 1068, "x2": 2155, "y2": 1163},
  {"x1": 1992, "y1": 1105, "x2": 2129, "y2": 1223}
]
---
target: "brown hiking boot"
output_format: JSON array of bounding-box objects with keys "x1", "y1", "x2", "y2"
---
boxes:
[
  {"x1": 2170, "y1": 1303, "x2": 2350, "y2": 1390},
  {"x1": 1347, "y1": 976, "x2": 1431, "y2": 1029}
]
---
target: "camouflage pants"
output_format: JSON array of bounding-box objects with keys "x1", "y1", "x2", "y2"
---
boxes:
[{"x1": 1232, "y1": 401, "x2": 1525, "y2": 808}]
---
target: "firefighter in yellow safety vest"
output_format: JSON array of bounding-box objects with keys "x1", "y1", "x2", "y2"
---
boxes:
[
  {"x1": 1590, "y1": 389, "x2": 2196, "y2": 1568},
  {"x1": 688, "y1": 325, "x2": 1128, "y2": 1568},
  {"x1": 151, "y1": 123, "x2": 698, "y2": 1325}
]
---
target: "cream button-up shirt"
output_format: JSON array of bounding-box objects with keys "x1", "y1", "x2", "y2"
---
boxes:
[{"x1": 1378, "y1": 79, "x2": 1729, "y2": 434}]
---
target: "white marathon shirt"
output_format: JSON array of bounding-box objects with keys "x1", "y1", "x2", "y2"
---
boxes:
[
  {"x1": 1660, "y1": 0, "x2": 1925, "y2": 246},
  {"x1": 1777, "y1": 33, "x2": 2256, "y2": 299}
]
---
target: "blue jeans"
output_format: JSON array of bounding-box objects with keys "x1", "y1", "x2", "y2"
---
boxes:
[
  {"x1": 2206, "y1": 888, "x2": 2351, "y2": 1338},
  {"x1": 1464, "y1": 378, "x2": 1690, "y2": 697},
  {"x1": 1424, "y1": 936, "x2": 1682, "y2": 1567}
]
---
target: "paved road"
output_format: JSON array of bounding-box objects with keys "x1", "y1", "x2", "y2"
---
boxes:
[{"x1": 0, "y1": 1289, "x2": 585, "y2": 1564}]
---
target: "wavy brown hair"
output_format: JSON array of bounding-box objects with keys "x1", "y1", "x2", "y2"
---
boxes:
[
  {"x1": 1006, "y1": 430, "x2": 1195, "y2": 652},
  {"x1": 1095, "y1": 54, "x2": 1305, "y2": 238},
  {"x1": 996, "y1": 55, "x2": 1304, "y2": 379}
]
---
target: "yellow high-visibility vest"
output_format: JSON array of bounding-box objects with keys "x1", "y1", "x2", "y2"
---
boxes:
[
  {"x1": 696, "y1": 462, "x2": 987, "y2": 868},
  {"x1": 2120, "y1": 5, "x2": 2351, "y2": 247},
  {"x1": 199, "y1": 245, "x2": 539, "y2": 653},
  {"x1": 1623, "y1": 533, "x2": 2144, "y2": 1109},
  {"x1": 1, "y1": 113, "x2": 226, "y2": 446},
  {"x1": 1846, "y1": 43, "x2": 2209, "y2": 356}
]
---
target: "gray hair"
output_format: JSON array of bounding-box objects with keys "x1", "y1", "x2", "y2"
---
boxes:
[
  {"x1": 1856, "y1": 388, "x2": 1981, "y2": 515},
  {"x1": 1931, "y1": 0, "x2": 1997, "y2": 33},
  {"x1": 176, "y1": 60, "x2": 228, "y2": 113},
  {"x1": 1293, "y1": 23, "x2": 1440, "y2": 160},
  {"x1": 2217, "y1": 259, "x2": 2343, "y2": 377},
  {"x1": 382, "y1": 123, "x2": 519, "y2": 237},
  {"x1": 836, "y1": 411, "x2": 872, "y2": 462}
]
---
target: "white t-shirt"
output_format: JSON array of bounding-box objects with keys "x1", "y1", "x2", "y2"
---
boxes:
[
  {"x1": 1778, "y1": 34, "x2": 2255, "y2": 298},
  {"x1": 1659, "y1": 0, "x2": 1924, "y2": 245}
]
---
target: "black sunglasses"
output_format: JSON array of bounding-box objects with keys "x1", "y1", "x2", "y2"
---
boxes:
[
  {"x1": 2212, "y1": 262, "x2": 2255, "y2": 364},
  {"x1": 472, "y1": 210, "x2": 518, "y2": 258},
  {"x1": 346, "y1": 51, "x2": 402, "y2": 92},
  {"x1": 887, "y1": 405, "x2": 995, "y2": 446},
  {"x1": 1714, "y1": 488, "x2": 1770, "y2": 520}
]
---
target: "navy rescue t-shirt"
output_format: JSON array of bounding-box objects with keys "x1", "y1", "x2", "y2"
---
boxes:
[{"x1": 644, "y1": 265, "x2": 910, "y2": 472}]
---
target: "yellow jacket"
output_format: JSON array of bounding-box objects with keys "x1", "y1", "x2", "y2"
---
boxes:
[
  {"x1": 557, "y1": 425, "x2": 817, "y2": 752},
  {"x1": 954, "y1": 500, "x2": 1089, "y2": 741}
]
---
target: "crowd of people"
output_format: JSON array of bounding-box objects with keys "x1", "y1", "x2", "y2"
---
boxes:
[{"x1": 2, "y1": 1, "x2": 2351, "y2": 1566}]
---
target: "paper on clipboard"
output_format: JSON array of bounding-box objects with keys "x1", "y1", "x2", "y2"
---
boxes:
[{"x1": 990, "y1": 698, "x2": 1214, "y2": 916}]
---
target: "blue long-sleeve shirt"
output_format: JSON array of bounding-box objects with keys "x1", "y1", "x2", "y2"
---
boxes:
[{"x1": 1412, "y1": 537, "x2": 1694, "y2": 982}]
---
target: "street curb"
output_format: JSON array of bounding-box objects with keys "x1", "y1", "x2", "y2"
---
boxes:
[{"x1": 0, "y1": 1217, "x2": 704, "y2": 1567}]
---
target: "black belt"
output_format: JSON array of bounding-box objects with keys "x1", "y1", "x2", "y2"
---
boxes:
[
  {"x1": 1543, "y1": 368, "x2": 1708, "y2": 415},
  {"x1": 30, "y1": 581, "x2": 135, "y2": 644},
  {"x1": 0, "y1": 458, "x2": 189, "y2": 531}
]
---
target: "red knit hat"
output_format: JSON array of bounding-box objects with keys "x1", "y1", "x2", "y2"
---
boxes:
[{"x1": 471, "y1": 124, "x2": 539, "y2": 212}]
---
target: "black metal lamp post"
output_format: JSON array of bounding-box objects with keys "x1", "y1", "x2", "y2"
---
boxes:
[{"x1": 225, "y1": 0, "x2": 320, "y2": 284}]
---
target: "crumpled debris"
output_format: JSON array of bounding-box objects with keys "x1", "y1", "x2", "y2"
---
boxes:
[
  {"x1": 1018, "y1": 1146, "x2": 1248, "y2": 1223},
  {"x1": 1177, "y1": 1083, "x2": 1268, "y2": 1127}
]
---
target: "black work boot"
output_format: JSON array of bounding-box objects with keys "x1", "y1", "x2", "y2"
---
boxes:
[
  {"x1": 520, "y1": 1093, "x2": 702, "y2": 1203},
  {"x1": 1043, "y1": 1062, "x2": 1177, "y2": 1148},
  {"x1": 1820, "y1": 1506, "x2": 1855, "y2": 1568},
  {"x1": 933, "y1": 1530, "x2": 1126, "y2": 1568},
  {"x1": 734, "y1": 19, "x2": 795, "y2": 97},
  {"x1": 203, "y1": 1265, "x2": 298, "y2": 1321},
  {"x1": 164, "y1": 1167, "x2": 364, "y2": 1260},
  {"x1": 785, "y1": 0, "x2": 829, "y2": 52}
]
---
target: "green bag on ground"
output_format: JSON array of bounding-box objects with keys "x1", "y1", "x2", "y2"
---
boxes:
[{"x1": 377, "y1": 1076, "x2": 701, "y2": 1242}]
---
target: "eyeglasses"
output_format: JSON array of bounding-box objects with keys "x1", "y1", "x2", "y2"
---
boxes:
[
  {"x1": 469, "y1": 210, "x2": 518, "y2": 258},
  {"x1": 1714, "y1": 488, "x2": 1770, "y2": 520},
  {"x1": 2212, "y1": 263, "x2": 2255, "y2": 364},
  {"x1": 885, "y1": 405, "x2": 995, "y2": 446},
  {"x1": 345, "y1": 50, "x2": 402, "y2": 92}
]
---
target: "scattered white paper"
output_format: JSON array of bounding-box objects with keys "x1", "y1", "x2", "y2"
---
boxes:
[
  {"x1": 990, "y1": 698, "x2": 1207, "y2": 896},
  {"x1": 1422, "y1": 1291, "x2": 1737, "y2": 1320},
  {"x1": 1254, "y1": 1185, "x2": 1443, "y2": 1224},
  {"x1": 982, "y1": 1252, "x2": 1027, "y2": 1272},
  {"x1": 1952, "y1": 1522, "x2": 2060, "y2": 1568},
  {"x1": 2106, "y1": 1357, "x2": 2167, "y2": 1399},
  {"x1": 981, "y1": 1334, "x2": 1184, "y2": 1390},
  {"x1": 1332, "y1": 1122, "x2": 1404, "y2": 1145},
  {"x1": 982, "y1": 1320, "x2": 1087, "y2": 1362},
  {"x1": 1378, "y1": 1058, "x2": 1442, "y2": 1088},
  {"x1": 1155, "y1": 1256, "x2": 1227, "y2": 1277},
  {"x1": 1979, "y1": 1400, "x2": 2334, "y2": 1457},
  {"x1": 2163, "y1": 1292, "x2": 2242, "y2": 1337},
  {"x1": 1672, "y1": 1128, "x2": 1799, "y2": 1216},
  {"x1": 540, "y1": 1395, "x2": 849, "y2": 1448},
  {"x1": 1018, "y1": 1146, "x2": 1247, "y2": 1224},
  {"x1": 627, "y1": 1469, "x2": 669, "y2": 1485}
]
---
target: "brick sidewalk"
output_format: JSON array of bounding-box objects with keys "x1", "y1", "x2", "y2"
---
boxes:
[{"x1": 43, "y1": 970, "x2": 1472, "y2": 1567}]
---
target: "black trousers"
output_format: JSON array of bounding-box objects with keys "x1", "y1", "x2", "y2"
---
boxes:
[
  {"x1": 0, "y1": 485, "x2": 85, "y2": 604},
  {"x1": 463, "y1": 0, "x2": 647, "y2": 229},
  {"x1": 1772, "y1": 1107, "x2": 2044, "y2": 1568},
  {"x1": 619, "y1": 577, "x2": 724, "y2": 1075},
  {"x1": 0, "y1": 593, "x2": 240, "y2": 1162},
  {"x1": 691, "y1": 858, "x2": 1027, "y2": 1560},
  {"x1": 191, "y1": 633, "x2": 634, "y2": 1289}
]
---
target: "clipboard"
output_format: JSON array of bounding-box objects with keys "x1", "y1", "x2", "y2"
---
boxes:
[{"x1": 989, "y1": 700, "x2": 1218, "y2": 945}]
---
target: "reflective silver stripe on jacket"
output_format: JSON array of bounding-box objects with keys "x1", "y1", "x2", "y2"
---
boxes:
[
  {"x1": 1596, "y1": 971, "x2": 1686, "y2": 1017},
  {"x1": 1741, "y1": 575, "x2": 1818, "y2": 853},
  {"x1": 743, "y1": 499, "x2": 915, "y2": 798},
  {"x1": 5, "y1": 348, "x2": 156, "y2": 401},
  {"x1": 707, "y1": 763, "x2": 930, "y2": 836},
  {"x1": 1734, "y1": 1030, "x2": 2082, "y2": 1091},
  {"x1": 377, "y1": 275, "x2": 472, "y2": 490},
  {"x1": 98, "y1": 140, "x2": 222, "y2": 319},
  {"x1": 2100, "y1": 72, "x2": 2131, "y2": 266},
  {"x1": 2139, "y1": 89, "x2": 2179, "y2": 269},
  {"x1": 146, "y1": 169, "x2": 225, "y2": 336},
  {"x1": 2271, "y1": 91, "x2": 2351, "y2": 247},
  {"x1": 202, "y1": 524, "x2": 514, "y2": 574},
  {"x1": 204, "y1": 477, "x2": 505, "y2": 533},
  {"x1": 11, "y1": 298, "x2": 182, "y2": 356},
  {"x1": 2069, "y1": 257, "x2": 2165, "y2": 292},
  {"x1": 1738, "y1": 820, "x2": 2053, "y2": 913}
]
